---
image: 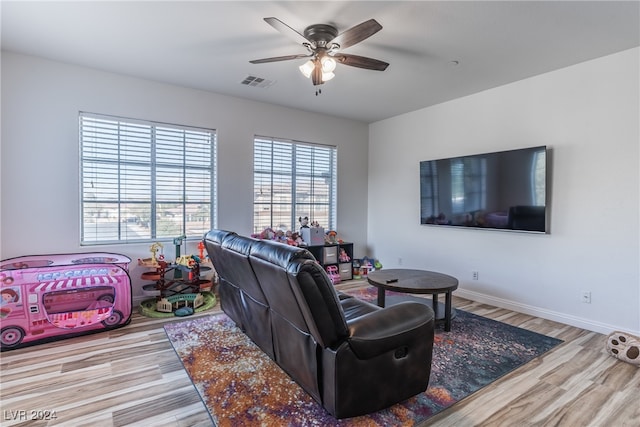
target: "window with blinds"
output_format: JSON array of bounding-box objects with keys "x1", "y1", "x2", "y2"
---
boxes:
[
  {"x1": 253, "y1": 136, "x2": 337, "y2": 233},
  {"x1": 80, "y1": 112, "x2": 216, "y2": 244}
]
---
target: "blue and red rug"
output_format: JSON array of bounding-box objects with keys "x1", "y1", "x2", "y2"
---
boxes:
[{"x1": 164, "y1": 287, "x2": 562, "y2": 426}]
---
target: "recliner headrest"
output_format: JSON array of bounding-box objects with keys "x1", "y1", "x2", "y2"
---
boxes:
[
  {"x1": 222, "y1": 234, "x2": 256, "y2": 255},
  {"x1": 249, "y1": 239, "x2": 314, "y2": 269},
  {"x1": 204, "y1": 229, "x2": 237, "y2": 246}
]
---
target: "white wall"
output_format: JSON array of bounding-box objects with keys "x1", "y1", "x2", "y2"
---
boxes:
[
  {"x1": 0, "y1": 52, "x2": 369, "y2": 300},
  {"x1": 368, "y1": 48, "x2": 640, "y2": 335}
]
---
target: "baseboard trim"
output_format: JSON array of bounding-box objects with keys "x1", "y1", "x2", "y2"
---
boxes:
[{"x1": 455, "y1": 288, "x2": 639, "y2": 336}]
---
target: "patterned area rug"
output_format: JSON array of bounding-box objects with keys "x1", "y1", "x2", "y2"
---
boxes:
[{"x1": 164, "y1": 287, "x2": 563, "y2": 426}]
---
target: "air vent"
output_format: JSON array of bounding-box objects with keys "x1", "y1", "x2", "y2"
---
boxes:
[{"x1": 240, "y1": 76, "x2": 275, "y2": 88}]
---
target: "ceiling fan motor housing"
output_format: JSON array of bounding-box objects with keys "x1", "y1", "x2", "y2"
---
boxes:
[{"x1": 304, "y1": 24, "x2": 339, "y2": 48}]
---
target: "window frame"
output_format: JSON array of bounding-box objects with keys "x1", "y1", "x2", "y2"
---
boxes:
[
  {"x1": 79, "y1": 112, "x2": 217, "y2": 245},
  {"x1": 253, "y1": 135, "x2": 337, "y2": 233}
]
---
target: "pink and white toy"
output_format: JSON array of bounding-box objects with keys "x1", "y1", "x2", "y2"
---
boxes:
[{"x1": 0, "y1": 252, "x2": 132, "y2": 350}]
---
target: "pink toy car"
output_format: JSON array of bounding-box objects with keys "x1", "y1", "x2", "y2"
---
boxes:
[{"x1": 0, "y1": 252, "x2": 132, "y2": 350}]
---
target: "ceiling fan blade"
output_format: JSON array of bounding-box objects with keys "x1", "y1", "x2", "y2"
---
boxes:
[
  {"x1": 330, "y1": 19, "x2": 382, "y2": 50},
  {"x1": 264, "y1": 17, "x2": 310, "y2": 45},
  {"x1": 333, "y1": 53, "x2": 389, "y2": 71},
  {"x1": 250, "y1": 54, "x2": 311, "y2": 64}
]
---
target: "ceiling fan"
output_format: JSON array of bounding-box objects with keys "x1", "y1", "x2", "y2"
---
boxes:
[{"x1": 250, "y1": 17, "x2": 389, "y2": 93}]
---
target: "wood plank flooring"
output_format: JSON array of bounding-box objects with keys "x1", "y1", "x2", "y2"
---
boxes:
[{"x1": 1, "y1": 281, "x2": 638, "y2": 426}]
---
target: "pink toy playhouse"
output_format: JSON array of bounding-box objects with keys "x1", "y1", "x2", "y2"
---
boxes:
[{"x1": 0, "y1": 253, "x2": 132, "y2": 350}]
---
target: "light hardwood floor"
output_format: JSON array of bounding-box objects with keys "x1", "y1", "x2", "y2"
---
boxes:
[{"x1": 1, "y1": 282, "x2": 638, "y2": 426}]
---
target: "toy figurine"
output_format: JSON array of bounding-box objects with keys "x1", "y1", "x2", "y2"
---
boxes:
[
  {"x1": 274, "y1": 229, "x2": 286, "y2": 242},
  {"x1": 198, "y1": 241, "x2": 205, "y2": 259},
  {"x1": 149, "y1": 242, "x2": 164, "y2": 266},
  {"x1": 291, "y1": 232, "x2": 303, "y2": 246},
  {"x1": 251, "y1": 227, "x2": 276, "y2": 240},
  {"x1": 299, "y1": 216, "x2": 310, "y2": 229},
  {"x1": 339, "y1": 248, "x2": 350, "y2": 263}
]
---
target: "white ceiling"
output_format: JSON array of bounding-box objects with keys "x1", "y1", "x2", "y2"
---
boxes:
[{"x1": 2, "y1": 1, "x2": 639, "y2": 123}]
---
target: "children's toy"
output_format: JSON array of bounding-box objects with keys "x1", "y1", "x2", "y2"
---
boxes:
[
  {"x1": 0, "y1": 253, "x2": 132, "y2": 350},
  {"x1": 360, "y1": 257, "x2": 374, "y2": 277},
  {"x1": 606, "y1": 331, "x2": 640, "y2": 367},
  {"x1": 175, "y1": 306, "x2": 195, "y2": 317},
  {"x1": 274, "y1": 229, "x2": 286, "y2": 243},
  {"x1": 325, "y1": 265, "x2": 341, "y2": 285},
  {"x1": 156, "y1": 292, "x2": 204, "y2": 314},
  {"x1": 285, "y1": 231, "x2": 304, "y2": 246},
  {"x1": 326, "y1": 230, "x2": 338, "y2": 244},
  {"x1": 138, "y1": 253, "x2": 216, "y2": 317},
  {"x1": 251, "y1": 227, "x2": 276, "y2": 240},
  {"x1": 172, "y1": 235, "x2": 187, "y2": 279},
  {"x1": 299, "y1": 216, "x2": 309, "y2": 230},
  {"x1": 149, "y1": 242, "x2": 163, "y2": 266},
  {"x1": 352, "y1": 259, "x2": 361, "y2": 279},
  {"x1": 339, "y1": 248, "x2": 350, "y2": 263}
]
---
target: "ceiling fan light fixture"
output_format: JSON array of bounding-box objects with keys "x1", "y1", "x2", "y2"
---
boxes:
[
  {"x1": 321, "y1": 56, "x2": 336, "y2": 73},
  {"x1": 322, "y1": 71, "x2": 335, "y2": 82},
  {"x1": 299, "y1": 60, "x2": 315, "y2": 78}
]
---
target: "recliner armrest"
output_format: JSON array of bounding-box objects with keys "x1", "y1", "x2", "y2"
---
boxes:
[{"x1": 346, "y1": 302, "x2": 434, "y2": 359}]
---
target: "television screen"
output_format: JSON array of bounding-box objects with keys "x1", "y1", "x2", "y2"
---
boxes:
[{"x1": 420, "y1": 146, "x2": 547, "y2": 233}]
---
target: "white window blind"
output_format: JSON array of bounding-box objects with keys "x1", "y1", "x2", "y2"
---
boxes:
[
  {"x1": 253, "y1": 136, "x2": 337, "y2": 233},
  {"x1": 80, "y1": 112, "x2": 216, "y2": 244}
]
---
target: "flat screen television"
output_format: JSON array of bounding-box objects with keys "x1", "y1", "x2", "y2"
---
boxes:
[{"x1": 420, "y1": 146, "x2": 548, "y2": 233}]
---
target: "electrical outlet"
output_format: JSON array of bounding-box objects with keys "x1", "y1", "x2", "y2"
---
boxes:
[
  {"x1": 472, "y1": 271, "x2": 479, "y2": 280},
  {"x1": 581, "y1": 291, "x2": 591, "y2": 304}
]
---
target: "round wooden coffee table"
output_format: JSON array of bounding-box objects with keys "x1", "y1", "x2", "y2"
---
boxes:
[{"x1": 367, "y1": 269, "x2": 459, "y2": 331}]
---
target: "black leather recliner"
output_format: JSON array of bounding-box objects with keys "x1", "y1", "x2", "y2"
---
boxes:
[{"x1": 204, "y1": 229, "x2": 435, "y2": 419}]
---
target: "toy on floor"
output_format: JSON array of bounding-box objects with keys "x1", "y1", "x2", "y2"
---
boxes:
[
  {"x1": 352, "y1": 259, "x2": 361, "y2": 279},
  {"x1": 325, "y1": 265, "x2": 341, "y2": 285},
  {"x1": 0, "y1": 253, "x2": 132, "y2": 350},
  {"x1": 606, "y1": 331, "x2": 640, "y2": 367},
  {"x1": 360, "y1": 257, "x2": 374, "y2": 277}
]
